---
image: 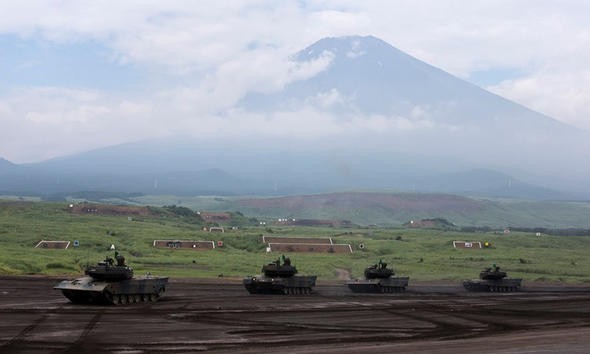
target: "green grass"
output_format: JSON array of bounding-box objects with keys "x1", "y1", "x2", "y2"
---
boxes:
[{"x1": 1, "y1": 201, "x2": 589, "y2": 283}]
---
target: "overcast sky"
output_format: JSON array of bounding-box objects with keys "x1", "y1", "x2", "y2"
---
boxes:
[{"x1": 1, "y1": 0, "x2": 589, "y2": 163}]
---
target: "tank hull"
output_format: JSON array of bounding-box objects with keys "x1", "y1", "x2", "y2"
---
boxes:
[
  {"x1": 243, "y1": 275, "x2": 317, "y2": 295},
  {"x1": 347, "y1": 277, "x2": 409, "y2": 293},
  {"x1": 54, "y1": 276, "x2": 168, "y2": 305},
  {"x1": 463, "y1": 278, "x2": 522, "y2": 292}
]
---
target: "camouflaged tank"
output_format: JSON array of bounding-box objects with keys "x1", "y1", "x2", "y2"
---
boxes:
[
  {"x1": 54, "y1": 253, "x2": 168, "y2": 304},
  {"x1": 347, "y1": 260, "x2": 409, "y2": 293},
  {"x1": 243, "y1": 255, "x2": 317, "y2": 295},
  {"x1": 463, "y1": 265, "x2": 521, "y2": 292}
]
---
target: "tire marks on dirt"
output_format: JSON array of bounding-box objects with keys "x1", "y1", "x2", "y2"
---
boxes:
[{"x1": 0, "y1": 313, "x2": 50, "y2": 352}]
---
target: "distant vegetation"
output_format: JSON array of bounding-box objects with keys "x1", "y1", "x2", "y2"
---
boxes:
[
  {"x1": 460, "y1": 226, "x2": 590, "y2": 236},
  {"x1": 1, "y1": 200, "x2": 589, "y2": 283},
  {"x1": 129, "y1": 193, "x2": 590, "y2": 228},
  {"x1": 44, "y1": 191, "x2": 145, "y2": 202}
]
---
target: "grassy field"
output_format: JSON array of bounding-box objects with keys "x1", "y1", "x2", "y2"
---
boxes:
[{"x1": 1, "y1": 200, "x2": 589, "y2": 283}]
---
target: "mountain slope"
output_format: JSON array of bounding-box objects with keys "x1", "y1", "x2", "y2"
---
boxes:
[
  {"x1": 1, "y1": 35, "x2": 589, "y2": 198},
  {"x1": 242, "y1": 36, "x2": 590, "y2": 190},
  {"x1": 0, "y1": 157, "x2": 16, "y2": 172}
]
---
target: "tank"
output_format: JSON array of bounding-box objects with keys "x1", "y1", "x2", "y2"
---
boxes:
[
  {"x1": 54, "y1": 253, "x2": 169, "y2": 304},
  {"x1": 243, "y1": 255, "x2": 317, "y2": 295},
  {"x1": 347, "y1": 260, "x2": 409, "y2": 293},
  {"x1": 463, "y1": 265, "x2": 522, "y2": 292}
]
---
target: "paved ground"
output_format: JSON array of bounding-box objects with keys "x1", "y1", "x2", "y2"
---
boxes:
[{"x1": 1, "y1": 276, "x2": 590, "y2": 353}]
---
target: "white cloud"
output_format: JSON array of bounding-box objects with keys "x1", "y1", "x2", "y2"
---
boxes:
[
  {"x1": 489, "y1": 69, "x2": 590, "y2": 132},
  {"x1": 1, "y1": 1, "x2": 590, "y2": 161},
  {"x1": 307, "y1": 89, "x2": 349, "y2": 108},
  {"x1": 0, "y1": 87, "x2": 158, "y2": 162}
]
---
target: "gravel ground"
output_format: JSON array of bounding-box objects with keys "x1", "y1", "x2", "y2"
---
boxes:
[{"x1": 1, "y1": 276, "x2": 589, "y2": 353}]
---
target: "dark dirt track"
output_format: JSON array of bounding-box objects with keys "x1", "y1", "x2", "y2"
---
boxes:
[{"x1": 1, "y1": 276, "x2": 590, "y2": 353}]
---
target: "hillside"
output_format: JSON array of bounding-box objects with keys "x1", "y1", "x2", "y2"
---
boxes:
[
  {"x1": 0, "y1": 201, "x2": 589, "y2": 283},
  {"x1": 127, "y1": 192, "x2": 590, "y2": 228}
]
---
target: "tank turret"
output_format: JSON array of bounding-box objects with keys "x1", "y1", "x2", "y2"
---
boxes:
[
  {"x1": 479, "y1": 264, "x2": 507, "y2": 280},
  {"x1": 348, "y1": 259, "x2": 409, "y2": 293},
  {"x1": 262, "y1": 255, "x2": 298, "y2": 277},
  {"x1": 364, "y1": 260, "x2": 394, "y2": 279},
  {"x1": 463, "y1": 264, "x2": 521, "y2": 292},
  {"x1": 84, "y1": 252, "x2": 134, "y2": 281},
  {"x1": 244, "y1": 255, "x2": 316, "y2": 295}
]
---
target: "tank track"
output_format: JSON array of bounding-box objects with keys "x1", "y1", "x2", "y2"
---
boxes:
[
  {"x1": 283, "y1": 287, "x2": 313, "y2": 295},
  {"x1": 60, "y1": 289, "x2": 165, "y2": 305},
  {"x1": 347, "y1": 283, "x2": 406, "y2": 293},
  {"x1": 104, "y1": 291, "x2": 163, "y2": 305},
  {"x1": 463, "y1": 279, "x2": 522, "y2": 292}
]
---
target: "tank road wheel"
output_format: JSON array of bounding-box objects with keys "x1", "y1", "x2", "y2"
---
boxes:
[
  {"x1": 121, "y1": 295, "x2": 129, "y2": 304},
  {"x1": 112, "y1": 295, "x2": 121, "y2": 305}
]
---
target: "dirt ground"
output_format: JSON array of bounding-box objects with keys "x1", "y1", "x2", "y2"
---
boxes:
[{"x1": 1, "y1": 276, "x2": 590, "y2": 353}]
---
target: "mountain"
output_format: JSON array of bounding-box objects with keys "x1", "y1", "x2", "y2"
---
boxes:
[
  {"x1": 242, "y1": 36, "x2": 590, "y2": 187},
  {"x1": 1, "y1": 35, "x2": 590, "y2": 199},
  {"x1": 0, "y1": 157, "x2": 16, "y2": 172}
]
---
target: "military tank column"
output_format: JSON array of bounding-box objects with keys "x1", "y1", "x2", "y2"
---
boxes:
[
  {"x1": 243, "y1": 255, "x2": 317, "y2": 295},
  {"x1": 347, "y1": 259, "x2": 409, "y2": 293},
  {"x1": 54, "y1": 252, "x2": 169, "y2": 305},
  {"x1": 463, "y1": 264, "x2": 522, "y2": 292},
  {"x1": 54, "y1": 251, "x2": 525, "y2": 303}
]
